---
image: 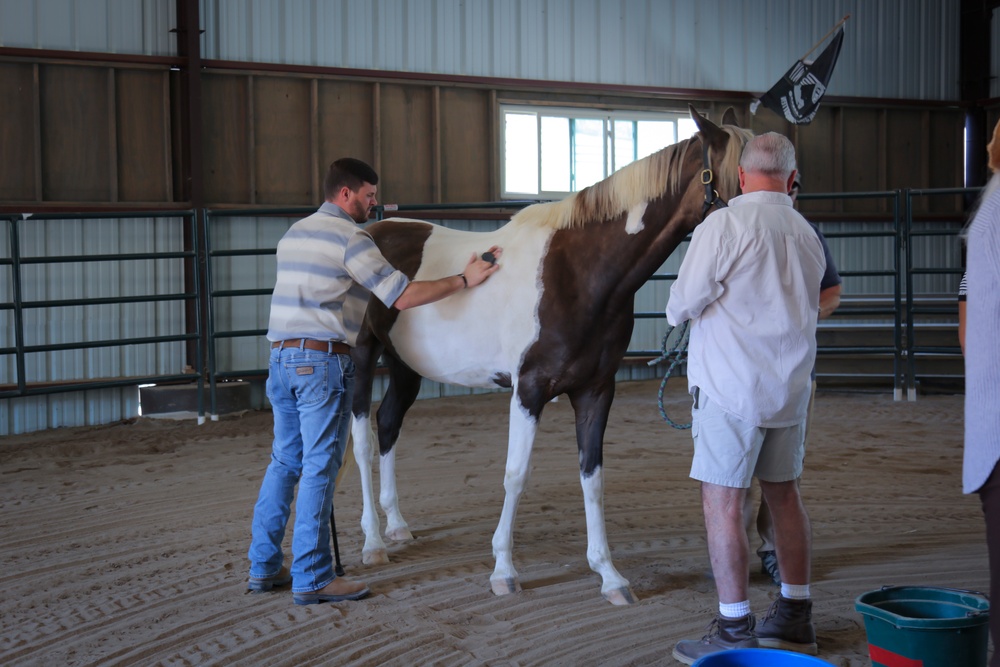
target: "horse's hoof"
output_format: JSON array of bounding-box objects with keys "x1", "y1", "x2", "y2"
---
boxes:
[
  {"x1": 385, "y1": 527, "x2": 413, "y2": 542},
  {"x1": 602, "y1": 586, "x2": 638, "y2": 606},
  {"x1": 362, "y1": 549, "x2": 389, "y2": 566},
  {"x1": 490, "y1": 577, "x2": 521, "y2": 596}
]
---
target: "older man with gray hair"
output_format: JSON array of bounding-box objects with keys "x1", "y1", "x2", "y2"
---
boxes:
[{"x1": 666, "y1": 132, "x2": 826, "y2": 664}]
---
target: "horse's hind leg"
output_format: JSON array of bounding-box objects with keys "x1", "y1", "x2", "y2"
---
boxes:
[
  {"x1": 569, "y1": 381, "x2": 637, "y2": 606},
  {"x1": 350, "y1": 332, "x2": 390, "y2": 565},
  {"x1": 374, "y1": 353, "x2": 423, "y2": 544}
]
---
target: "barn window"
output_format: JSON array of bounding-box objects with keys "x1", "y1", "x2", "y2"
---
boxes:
[{"x1": 500, "y1": 105, "x2": 698, "y2": 199}]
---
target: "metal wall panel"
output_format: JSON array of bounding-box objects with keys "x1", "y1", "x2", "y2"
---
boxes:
[
  {"x1": 194, "y1": 0, "x2": 959, "y2": 101},
  {"x1": 0, "y1": 0, "x2": 177, "y2": 55}
]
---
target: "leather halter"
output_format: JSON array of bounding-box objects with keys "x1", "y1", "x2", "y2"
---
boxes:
[{"x1": 700, "y1": 135, "x2": 727, "y2": 218}]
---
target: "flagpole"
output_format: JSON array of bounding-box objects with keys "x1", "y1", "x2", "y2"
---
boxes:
[{"x1": 801, "y1": 14, "x2": 850, "y2": 62}]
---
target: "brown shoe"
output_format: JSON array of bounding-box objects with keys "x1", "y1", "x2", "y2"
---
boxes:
[
  {"x1": 756, "y1": 596, "x2": 818, "y2": 654},
  {"x1": 247, "y1": 565, "x2": 292, "y2": 593},
  {"x1": 671, "y1": 614, "x2": 757, "y2": 665},
  {"x1": 293, "y1": 576, "x2": 371, "y2": 605}
]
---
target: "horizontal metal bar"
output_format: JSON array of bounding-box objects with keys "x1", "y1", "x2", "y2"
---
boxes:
[
  {"x1": 377, "y1": 201, "x2": 541, "y2": 212},
  {"x1": 908, "y1": 267, "x2": 964, "y2": 275},
  {"x1": 208, "y1": 248, "x2": 276, "y2": 257},
  {"x1": 0, "y1": 373, "x2": 198, "y2": 399},
  {"x1": 211, "y1": 289, "x2": 272, "y2": 299},
  {"x1": 206, "y1": 207, "x2": 315, "y2": 217},
  {"x1": 214, "y1": 369, "x2": 266, "y2": 380},
  {"x1": 212, "y1": 329, "x2": 266, "y2": 340},
  {"x1": 22, "y1": 333, "x2": 198, "y2": 353},
  {"x1": 18, "y1": 251, "x2": 194, "y2": 264},
  {"x1": 817, "y1": 231, "x2": 898, "y2": 239},
  {"x1": 18, "y1": 210, "x2": 194, "y2": 221},
  {"x1": 21, "y1": 293, "x2": 196, "y2": 308}
]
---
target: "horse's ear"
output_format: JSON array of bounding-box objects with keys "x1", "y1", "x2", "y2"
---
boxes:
[
  {"x1": 721, "y1": 107, "x2": 739, "y2": 127},
  {"x1": 689, "y1": 104, "x2": 724, "y2": 142}
]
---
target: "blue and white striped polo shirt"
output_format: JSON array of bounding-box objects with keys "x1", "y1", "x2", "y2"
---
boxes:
[{"x1": 266, "y1": 202, "x2": 410, "y2": 347}]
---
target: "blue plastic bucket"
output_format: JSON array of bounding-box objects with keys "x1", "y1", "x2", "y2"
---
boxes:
[
  {"x1": 691, "y1": 648, "x2": 834, "y2": 666},
  {"x1": 855, "y1": 586, "x2": 990, "y2": 667}
]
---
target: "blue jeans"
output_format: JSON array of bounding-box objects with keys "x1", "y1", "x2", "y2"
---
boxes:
[{"x1": 248, "y1": 346, "x2": 355, "y2": 593}]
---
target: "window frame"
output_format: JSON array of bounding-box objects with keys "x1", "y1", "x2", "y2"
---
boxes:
[{"x1": 499, "y1": 103, "x2": 695, "y2": 200}]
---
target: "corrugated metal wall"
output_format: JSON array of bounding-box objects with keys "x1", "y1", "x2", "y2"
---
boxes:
[
  {"x1": 0, "y1": 0, "x2": 976, "y2": 433},
  {"x1": 0, "y1": 0, "x2": 963, "y2": 100},
  {"x1": 195, "y1": 0, "x2": 959, "y2": 100},
  {"x1": 0, "y1": 0, "x2": 177, "y2": 55}
]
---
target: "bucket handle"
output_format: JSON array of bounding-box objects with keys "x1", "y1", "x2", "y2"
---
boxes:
[
  {"x1": 879, "y1": 584, "x2": 988, "y2": 598},
  {"x1": 878, "y1": 585, "x2": 990, "y2": 617}
]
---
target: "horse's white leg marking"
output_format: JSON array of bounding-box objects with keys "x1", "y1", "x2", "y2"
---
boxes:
[
  {"x1": 379, "y1": 447, "x2": 413, "y2": 541},
  {"x1": 581, "y1": 467, "x2": 637, "y2": 605},
  {"x1": 351, "y1": 414, "x2": 389, "y2": 565},
  {"x1": 489, "y1": 395, "x2": 538, "y2": 596}
]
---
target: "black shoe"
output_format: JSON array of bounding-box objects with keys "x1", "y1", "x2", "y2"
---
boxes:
[
  {"x1": 671, "y1": 614, "x2": 758, "y2": 665},
  {"x1": 759, "y1": 550, "x2": 781, "y2": 586},
  {"x1": 757, "y1": 595, "x2": 818, "y2": 655}
]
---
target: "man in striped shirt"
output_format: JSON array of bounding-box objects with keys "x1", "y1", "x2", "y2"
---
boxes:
[{"x1": 248, "y1": 158, "x2": 502, "y2": 605}]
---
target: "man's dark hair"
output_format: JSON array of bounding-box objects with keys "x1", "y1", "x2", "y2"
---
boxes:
[{"x1": 324, "y1": 158, "x2": 378, "y2": 199}]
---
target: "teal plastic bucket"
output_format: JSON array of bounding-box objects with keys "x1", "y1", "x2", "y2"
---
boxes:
[
  {"x1": 691, "y1": 648, "x2": 833, "y2": 666},
  {"x1": 855, "y1": 586, "x2": 990, "y2": 667}
]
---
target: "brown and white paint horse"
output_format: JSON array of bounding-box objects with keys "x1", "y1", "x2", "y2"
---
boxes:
[{"x1": 349, "y1": 107, "x2": 752, "y2": 605}]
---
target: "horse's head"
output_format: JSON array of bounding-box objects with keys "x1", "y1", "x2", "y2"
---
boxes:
[{"x1": 688, "y1": 105, "x2": 754, "y2": 217}]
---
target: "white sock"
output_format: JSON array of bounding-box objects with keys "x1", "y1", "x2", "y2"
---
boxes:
[
  {"x1": 719, "y1": 600, "x2": 751, "y2": 618},
  {"x1": 781, "y1": 583, "x2": 810, "y2": 600}
]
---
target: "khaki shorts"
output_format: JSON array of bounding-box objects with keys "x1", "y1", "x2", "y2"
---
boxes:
[{"x1": 689, "y1": 388, "x2": 805, "y2": 488}]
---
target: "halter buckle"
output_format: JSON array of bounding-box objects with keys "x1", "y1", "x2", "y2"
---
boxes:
[{"x1": 701, "y1": 168, "x2": 713, "y2": 185}]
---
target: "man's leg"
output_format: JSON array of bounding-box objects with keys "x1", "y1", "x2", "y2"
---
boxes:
[
  {"x1": 248, "y1": 352, "x2": 302, "y2": 590},
  {"x1": 755, "y1": 495, "x2": 780, "y2": 586},
  {"x1": 703, "y1": 482, "x2": 751, "y2": 604},
  {"x1": 758, "y1": 480, "x2": 810, "y2": 586},
  {"x1": 756, "y1": 478, "x2": 817, "y2": 654},
  {"x1": 289, "y1": 351, "x2": 367, "y2": 601},
  {"x1": 757, "y1": 380, "x2": 816, "y2": 585},
  {"x1": 673, "y1": 482, "x2": 758, "y2": 664},
  {"x1": 674, "y1": 388, "x2": 762, "y2": 665}
]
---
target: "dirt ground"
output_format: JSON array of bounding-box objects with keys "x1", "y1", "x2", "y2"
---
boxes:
[{"x1": 0, "y1": 380, "x2": 986, "y2": 666}]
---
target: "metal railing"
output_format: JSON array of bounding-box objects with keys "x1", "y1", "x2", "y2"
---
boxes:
[
  {"x1": 903, "y1": 187, "x2": 978, "y2": 399},
  {"x1": 0, "y1": 211, "x2": 204, "y2": 415},
  {"x1": 0, "y1": 189, "x2": 972, "y2": 431}
]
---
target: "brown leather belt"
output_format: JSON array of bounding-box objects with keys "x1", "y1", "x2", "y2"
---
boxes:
[{"x1": 271, "y1": 339, "x2": 351, "y2": 355}]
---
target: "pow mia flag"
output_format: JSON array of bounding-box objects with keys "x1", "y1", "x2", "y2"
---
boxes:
[{"x1": 750, "y1": 25, "x2": 845, "y2": 125}]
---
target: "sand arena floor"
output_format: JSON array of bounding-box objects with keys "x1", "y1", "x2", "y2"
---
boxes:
[{"x1": 0, "y1": 380, "x2": 985, "y2": 666}]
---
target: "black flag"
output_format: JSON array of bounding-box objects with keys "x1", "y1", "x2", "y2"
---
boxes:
[{"x1": 750, "y1": 26, "x2": 845, "y2": 125}]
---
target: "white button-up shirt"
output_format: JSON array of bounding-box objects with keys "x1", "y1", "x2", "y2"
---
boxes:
[{"x1": 666, "y1": 190, "x2": 826, "y2": 427}]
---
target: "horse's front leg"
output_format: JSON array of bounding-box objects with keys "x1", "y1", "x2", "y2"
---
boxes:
[
  {"x1": 378, "y1": 445, "x2": 413, "y2": 541},
  {"x1": 351, "y1": 413, "x2": 389, "y2": 565},
  {"x1": 490, "y1": 395, "x2": 538, "y2": 596},
  {"x1": 570, "y1": 382, "x2": 637, "y2": 606}
]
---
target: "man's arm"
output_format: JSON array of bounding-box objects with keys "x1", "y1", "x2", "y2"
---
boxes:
[
  {"x1": 666, "y1": 226, "x2": 724, "y2": 325},
  {"x1": 818, "y1": 284, "x2": 841, "y2": 320},
  {"x1": 393, "y1": 246, "x2": 503, "y2": 311}
]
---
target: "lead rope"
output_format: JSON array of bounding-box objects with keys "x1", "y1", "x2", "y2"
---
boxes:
[{"x1": 647, "y1": 321, "x2": 692, "y2": 429}]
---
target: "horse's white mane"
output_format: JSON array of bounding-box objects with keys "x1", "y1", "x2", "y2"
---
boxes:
[{"x1": 510, "y1": 125, "x2": 753, "y2": 231}]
